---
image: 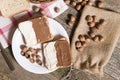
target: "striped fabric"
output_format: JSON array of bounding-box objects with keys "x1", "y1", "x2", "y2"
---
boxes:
[{"x1": 0, "y1": 0, "x2": 68, "y2": 48}]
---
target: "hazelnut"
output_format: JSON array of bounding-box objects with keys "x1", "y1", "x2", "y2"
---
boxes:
[
  {"x1": 22, "y1": 45, "x2": 28, "y2": 53},
  {"x1": 75, "y1": 41, "x2": 82, "y2": 48},
  {"x1": 70, "y1": 15, "x2": 76, "y2": 22},
  {"x1": 77, "y1": 0, "x2": 83, "y2": 2},
  {"x1": 86, "y1": 15, "x2": 93, "y2": 22},
  {"x1": 90, "y1": 27, "x2": 98, "y2": 32},
  {"x1": 21, "y1": 51, "x2": 25, "y2": 56},
  {"x1": 39, "y1": 9, "x2": 45, "y2": 15},
  {"x1": 81, "y1": 1, "x2": 87, "y2": 6},
  {"x1": 88, "y1": 22, "x2": 95, "y2": 27},
  {"x1": 36, "y1": 59, "x2": 42, "y2": 65},
  {"x1": 31, "y1": 54, "x2": 36, "y2": 59},
  {"x1": 54, "y1": 7, "x2": 60, "y2": 13},
  {"x1": 89, "y1": 0, "x2": 95, "y2": 2},
  {"x1": 33, "y1": 6, "x2": 40, "y2": 12},
  {"x1": 96, "y1": 24, "x2": 103, "y2": 30},
  {"x1": 88, "y1": 32, "x2": 95, "y2": 38},
  {"x1": 97, "y1": 0, "x2": 103, "y2": 8},
  {"x1": 84, "y1": 35, "x2": 91, "y2": 42},
  {"x1": 36, "y1": 55, "x2": 41, "y2": 59},
  {"x1": 36, "y1": 48, "x2": 42, "y2": 53},
  {"x1": 99, "y1": 35, "x2": 104, "y2": 42},
  {"x1": 81, "y1": 41, "x2": 87, "y2": 47},
  {"x1": 71, "y1": 1, "x2": 77, "y2": 7},
  {"x1": 84, "y1": 0, "x2": 89, "y2": 1},
  {"x1": 29, "y1": 47, "x2": 34, "y2": 52},
  {"x1": 25, "y1": 53, "x2": 30, "y2": 58},
  {"x1": 87, "y1": 1, "x2": 92, "y2": 5},
  {"x1": 77, "y1": 47, "x2": 84, "y2": 52},
  {"x1": 68, "y1": 21, "x2": 74, "y2": 27},
  {"x1": 26, "y1": 50, "x2": 31, "y2": 55},
  {"x1": 100, "y1": 19, "x2": 106, "y2": 25},
  {"x1": 93, "y1": 36, "x2": 99, "y2": 42},
  {"x1": 78, "y1": 35, "x2": 85, "y2": 41},
  {"x1": 76, "y1": 4, "x2": 82, "y2": 11},
  {"x1": 29, "y1": 58, "x2": 35, "y2": 63},
  {"x1": 92, "y1": 15, "x2": 97, "y2": 22},
  {"x1": 64, "y1": 0, "x2": 70, "y2": 4}
]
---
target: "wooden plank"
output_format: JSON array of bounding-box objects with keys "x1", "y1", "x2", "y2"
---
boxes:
[{"x1": 0, "y1": 48, "x2": 58, "y2": 80}]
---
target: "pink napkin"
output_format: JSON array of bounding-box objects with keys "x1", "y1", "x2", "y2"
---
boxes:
[{"x1": 0, "y1": 0, "x2": 68, "y2": 48}]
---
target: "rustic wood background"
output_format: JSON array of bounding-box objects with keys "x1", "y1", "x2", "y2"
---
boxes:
[{"x1": 0, "y1": 0, "x2": 120, "y2": 80}]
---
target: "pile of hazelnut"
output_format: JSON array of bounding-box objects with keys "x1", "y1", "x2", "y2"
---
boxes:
[
  {"x1": 64, "y1": 0, "x2": 104, "y2": 9},
  {"x1": 33, "y1": 5, "x2": 60, "y2": 15},
  {"x1": 20, "y1": 45, "x2": 42, "y2": 65},
  {"x1": 75, "y1": 15, "x2": 106, "y2": 52}
]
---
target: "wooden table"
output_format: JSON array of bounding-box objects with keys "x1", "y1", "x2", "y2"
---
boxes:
[{"x1": 0, "y1": 0, "x2": 120, "y2": 80}]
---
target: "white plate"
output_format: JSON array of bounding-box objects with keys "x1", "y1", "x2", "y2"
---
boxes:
[{"x1": 12, "y1": 18, "x2": 69, "y2": 74}]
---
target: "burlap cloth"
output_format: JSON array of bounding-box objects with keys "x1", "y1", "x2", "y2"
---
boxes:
[{"x1": 71, "y1": 5, "x2": 120, "y2": 76}]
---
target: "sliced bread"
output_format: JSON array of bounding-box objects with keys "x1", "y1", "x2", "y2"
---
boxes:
[{"x1": 0, "y1": 0, "x2": 30, "y2": 18}]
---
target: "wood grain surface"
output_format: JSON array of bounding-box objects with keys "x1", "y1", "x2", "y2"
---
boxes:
[{"x1": 0, "y1": 0, "x2": 120, "y2": 80}]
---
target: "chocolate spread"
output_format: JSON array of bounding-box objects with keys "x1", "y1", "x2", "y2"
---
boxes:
[
  {"x1": 31, "y1": 17, "x2": 53, "y2": 43},
  {"x1": 55, "y1": 39, "x2": 71, "y2": 67}
]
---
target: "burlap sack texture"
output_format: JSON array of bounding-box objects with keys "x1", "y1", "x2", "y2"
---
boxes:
[{"x1": 71, "y1": 5, "x2": 120, "y2": 76}]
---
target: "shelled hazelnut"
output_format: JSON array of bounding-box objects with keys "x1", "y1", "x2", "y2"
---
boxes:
[
  {"x1": 90, "y1": 27, "x2": 98, "y2": 32},
  {"x1": 21, "y1": 51, "x2": 25, "y2": 56},
  {"x1": 88, "y1": 22, "x2": 95, "y2": 27},
  {"x1": 64, "y1": 0, "x2": 70, "y2": 4},
  {"x1": 92, "y1": 15, "x2": 97, "y2": 22},
  {"x1": 75, "y1": 41, "x2": 82, "y2": 48},
  {"x1": 76, "y1": 4, "x2": 82, "y2": 11},
  {"x1": 81, "y1": 41, "x2": 87, "y2": 47},
  {"x1": 81, "y1": 1, "x2": 87, "y2": 6},
  {"x1": 36, "y1": 55, "x2": 41, "y2": 59},
  {"x1": 33, "y1": 6, "x2": 40, "y2": 12},
  {"x1": 71, "y1": 1, "x2": 77, "y2": 7},
  {"x1": 86, "y1": 15, "x2": 93, "y2": 22},
  {"x1": 96, "y1": 23, "x2": 103, "y2": 30},
  {"x1": 29, "y1": 58, "x2": 35, "y2": 63},
  {"x1": 26, "y1": 50, "x2": 31, "y2": 55},
  {"x1": 93, "y1": 36, "x2": 99, "y2": 42},
  {"x1": 25, "y1": 53, "x2": 30, "y2": 58},
  {"x1": 21, "y1": 45, "x2": 28, "y2": 53},
  {"x1": 99, "y1": 35, "x2": 105, "y2": 42},
  {"x1": 88, "y1": 32, "x2": 95, "y2": 38},
  {"x1": 70, "y1": 15, "x2": 76, "y2": 22},
  {"x1": 36, "y1": 48, "x2": 42, "y2": 53},
  {"x1": 97, "y1": 0, "x2": 104, "y2": 8},
  {"x1": 77, "y1": 0, "x2": 83, "y2": 3},
  {"x1": 68, "y1": 21, "x2": 74, "y2": 27},
  {"x1": 54, "y1": 7, "x2": 60, "y2": 13},
  {"x1": 87, "y1": 1, "x2": 92, "y2": 5},
  {"x1": 100, "y1": 19, "x2": 106, "y2": 25},
  {"x1": 78, "y1": 34, "x2": 86, "y2": 41},
  {"x1": 29, "y1": 47, "x2": 36, "y2": 53},
  {"x1": 36, "y1": 59, "x2": 42, "y2": 65},
  {"x1": 84, "y1": 35, "x2": 91, "y2": 42},
  {"x1": 31, "y1": 54, "x2": 36, "y2": 59}
]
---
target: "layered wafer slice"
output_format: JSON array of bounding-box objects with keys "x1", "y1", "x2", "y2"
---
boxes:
[
  {"x1": 43, "y1": 38, "x2": 71, "y2": 70},
  {"x1": 19, "y1": 16, "x2": 54, "y2": 46}
]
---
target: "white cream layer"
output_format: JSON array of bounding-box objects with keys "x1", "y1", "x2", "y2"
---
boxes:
[
  {"x1": 19, "y1": 21, "x2": 37, "y2": 46},
  {"x1": 43, "y1": 42, "x2": 58, "y2": 70}
]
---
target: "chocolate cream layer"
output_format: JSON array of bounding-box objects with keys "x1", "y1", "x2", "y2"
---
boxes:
[
  {"x1": 31, "y1": 17, "x2": 53, "y2": 43},
  {"x1": 55, "y1": 39, "x2": 71, "y2": 67}
]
